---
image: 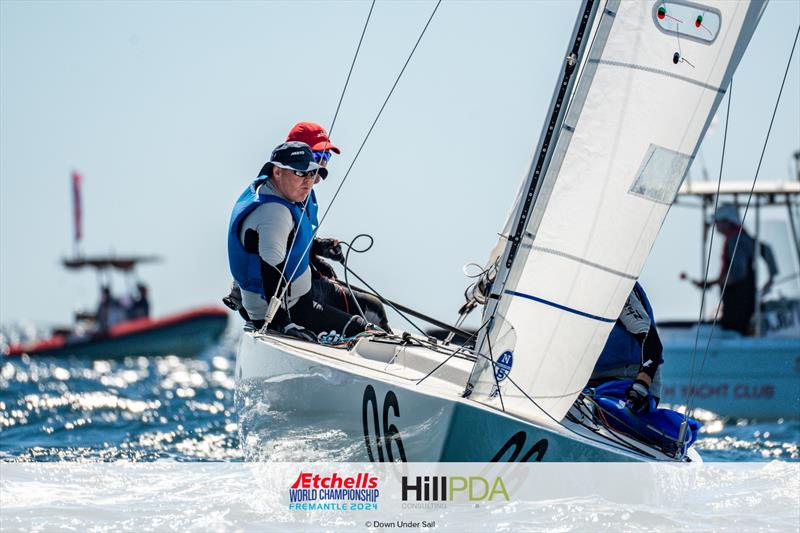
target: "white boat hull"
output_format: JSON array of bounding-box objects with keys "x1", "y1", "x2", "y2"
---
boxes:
[
  {"x1": 236, "y1": 332, "x2": 698, "y2": 462},
  {"x1": 659, "y1": 326, "x2": 800, "y2": 419}
]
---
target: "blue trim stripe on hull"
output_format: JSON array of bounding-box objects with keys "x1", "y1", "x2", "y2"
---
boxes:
[{"x1": 504, "y1": 290, "x2": 616, "y2": 323}]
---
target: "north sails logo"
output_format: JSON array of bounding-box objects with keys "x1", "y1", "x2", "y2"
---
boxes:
[
  {"x1": 489, "y1": 350, "x2": 513, "y2": 398},
  {"x1": 288, "y1": 472, "x2": 380, "y2": 511},
  {"x1": 494, "y1": 351, "x2": 513, "y2": 381}
]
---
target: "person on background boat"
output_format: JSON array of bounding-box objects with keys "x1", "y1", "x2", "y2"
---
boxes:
[
  {"x1": 688, "y1": 203, "x2": 778, "y2": 335},
  {"x1": 128, "y1": 283, "x2": 150, "y2": 319},
  {"x1": 96, "y1": 286, "x2": 127, "y2": 331},
  {"x1": 224, "y1": 122, "x2": 390, "y2": 333},
  {"x1": 588, "y1": 282, "x2": 663, "y2": 413},
  {"x1": 227, "y1": 141, "x2": 381, "y2": 342}
]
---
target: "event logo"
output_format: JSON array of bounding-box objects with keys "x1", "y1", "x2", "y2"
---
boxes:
[
  {"x1": 401, "y1": 476, "x2": 509, "y2": 502},
  {"x1": 288, "y1": 472, "x2": 380, "y2": 511}
]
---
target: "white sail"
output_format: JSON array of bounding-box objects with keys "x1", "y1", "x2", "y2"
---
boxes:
[{"x1": 468, "y1": 0, "x2": 768, "y2": 422}]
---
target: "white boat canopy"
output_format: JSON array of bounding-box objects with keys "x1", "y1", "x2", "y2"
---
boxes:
[{"x1": 677, "y1": 180, "x2": 800, "y2": 204}]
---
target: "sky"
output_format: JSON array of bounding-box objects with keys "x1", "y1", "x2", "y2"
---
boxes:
[{"x1": 1, "y1": 0, "x2": 799, "y2": 331}]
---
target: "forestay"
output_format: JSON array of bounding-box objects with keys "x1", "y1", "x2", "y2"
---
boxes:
[{"x1": 467, "y1": 0, "x2": 767, "y2": 421}]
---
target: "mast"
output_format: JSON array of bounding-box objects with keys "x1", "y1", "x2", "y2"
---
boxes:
[
  {"x1": 71, "y1": 171, "x2": 82, "y2": 258},
  {"x1": 466, "y1": 0, "x2": 603, "y2": 395}
]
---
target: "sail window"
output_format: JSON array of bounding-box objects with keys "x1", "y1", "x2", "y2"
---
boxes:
[
  {"x1": 629, "y1": 144, "x2": 692, "y2": 205},
  {"x1": 653, "y1": 1, "x2": 721, "y2": 44}
]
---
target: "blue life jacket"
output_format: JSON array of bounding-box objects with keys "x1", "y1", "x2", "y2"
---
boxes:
[
  {"x1": 227, "y1": 178, "x2": 318, "y2": 296},
  {"x1": 595, "y1": 282, "x2": 662, "y2": 371}
]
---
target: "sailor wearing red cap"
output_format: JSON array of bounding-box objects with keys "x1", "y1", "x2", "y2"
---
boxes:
[{"x1": 225, "y1": 123, "x2": 390, "y2": 340}]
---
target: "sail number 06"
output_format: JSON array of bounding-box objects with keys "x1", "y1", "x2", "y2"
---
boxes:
[{"x1": 362, "y1": 385, "x2": 407, "y2": 462}]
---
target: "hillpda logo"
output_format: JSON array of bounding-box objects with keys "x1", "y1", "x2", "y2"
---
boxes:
[
  {"x1": 402, "y1": 475, "x2": 509, "y2": 502},
  {"x1": 288, "y1": 472, "x2": 380, "y2": 511}
]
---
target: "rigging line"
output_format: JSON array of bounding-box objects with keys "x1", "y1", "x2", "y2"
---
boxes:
[
  {"x1": 416, "y1": 318, "x2": 491, "y2": 385},
  {"x1": 272, "y1": 1, "x2": 376, "y2": 303},
  {"x1": 275, "y1": 0, "x2": 442, "y2": 308},
  {"x1": 341, "y1": 235, "x2": 372, "y2": 324},
  {"x1": 341, "y1": 263, "x2": 430, "y2": 338},
  {"x1": 687, "y1": 24, "x2": 800, "y2": 416},
  {"x1": 565, "y1": 410, "x2": 657, "y2": 459},
  {"x1": 319, "y1": 0, "x2": 442, "y2": 227},
  {"x1": 469, "y1": 347, "x2": 660, "y2": 459},
  {"x1": 326, "y1": 0, "x2": 376, "y2": 140},
  {"x1": 684, "y1": 78, "x2": 733, "y2": 408}
]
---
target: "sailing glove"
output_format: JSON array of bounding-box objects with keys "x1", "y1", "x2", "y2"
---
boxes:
[
  {"x1": 625, "y1": 379, "x2": 650, "y2": 414},
  {"x1": 311, "y1": 256, "x2": 338, "y2": 279},
  {"x1": 313, "y1": 238, "x2": 345, "y2": 263},
  {"x1": 222, "y1": 282, "x2": 243, "y2": 311},
  {"x1": 342, "y1": 315, "x2": 368, "y2": 337},
  {"x1": 282, "y1": 323, "x2": 318, "y2": 343}
]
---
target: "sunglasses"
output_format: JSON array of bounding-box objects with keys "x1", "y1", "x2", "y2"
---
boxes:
[
  {"x1": 291, "y1": 169, "x2": 316, "y2": 178},
  {"x1": 313, "y1": 151, "x2": 332, "y2": 163}
]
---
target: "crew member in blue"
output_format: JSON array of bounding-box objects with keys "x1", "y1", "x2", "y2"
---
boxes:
[
  {"x1": 225, "y1": 122, "x2": 390, "y2": 334},
  {"x1": 589, "y1": 282, "x2": 663, "y2": 413},
  {"x1": 227, "y1": 141, "x2": 373, "y2": 341}
]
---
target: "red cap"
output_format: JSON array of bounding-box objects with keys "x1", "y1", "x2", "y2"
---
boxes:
[{"x1": 286, "y1": 122, "x2": 341, "y2": 154}]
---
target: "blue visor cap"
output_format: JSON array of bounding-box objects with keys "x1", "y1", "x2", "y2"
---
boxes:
[{"x1": 267, "y1": 141, "x2": 321, "y2": 173}]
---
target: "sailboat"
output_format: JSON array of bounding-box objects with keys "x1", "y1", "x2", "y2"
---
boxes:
[
  {"x1": 236, "y1": 0, "x2": 767, "y2": 461},
  {"x1": 657, "y1": 179, "x2": 800, "y2": 419}
]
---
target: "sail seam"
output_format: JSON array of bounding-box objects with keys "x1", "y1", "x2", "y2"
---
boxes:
[
  {"x1": 504, "y1": 290, "x2": 616, "y2": 323},
  {"x1": 530, "y1": 245, "x2": 638, "y2": 280},
  {"x1": 589, "y1": 59, "x2": 726, "y2": 93}
]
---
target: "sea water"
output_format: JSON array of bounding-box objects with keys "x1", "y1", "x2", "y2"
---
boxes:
[
  {"x1": 1, "y1": 330, "x2": 798, "y2": 531},
  {"x1": 1, "y1": 330, "x2": 796, "y2": 463}
]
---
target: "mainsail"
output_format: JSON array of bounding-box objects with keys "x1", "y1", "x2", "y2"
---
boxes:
[{"x1": 467, "y1": 0, "x2": 768, "y2": 422}]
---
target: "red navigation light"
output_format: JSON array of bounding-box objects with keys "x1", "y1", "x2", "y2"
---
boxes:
[
  {"x1": 657, "y1": 6, "x2": 666, "y2": 20},
  {"x1": 695, "y1": 14, "x2": 703, "y2": 28}
]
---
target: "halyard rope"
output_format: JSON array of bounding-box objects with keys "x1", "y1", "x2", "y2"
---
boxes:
[{"x1": 274, "y1": 1, "x2": 443, "y2": 315}]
